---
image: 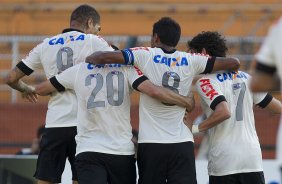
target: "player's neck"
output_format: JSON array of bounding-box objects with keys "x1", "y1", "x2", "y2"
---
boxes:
[{"x1": 156, "y1": 44, "x2": 176, "y2": 52}]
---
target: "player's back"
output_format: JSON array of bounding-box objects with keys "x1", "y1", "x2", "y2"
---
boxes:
[
  {"x1": 22, "y1": 30, "x2": 113, "y2": 128},
  {"x1": 129, "y1": 47, "x2": 210, "y2": 143},
  {"x1": 198, "y1": 71, "x2": 265, "y2": 175},
  {"x1": 68, "y1": 63, "x2": 141, "y2": 155}
]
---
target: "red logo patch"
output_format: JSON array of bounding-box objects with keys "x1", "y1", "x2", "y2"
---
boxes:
[
  {"x1": 134, "y1": 66, "x2": 143, "y2": 75},
  {"x1": 199, "y1": 79, "x2": 218, "y2": 100}
]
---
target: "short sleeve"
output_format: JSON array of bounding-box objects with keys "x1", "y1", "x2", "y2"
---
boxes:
[
  {"x1": 253, "y1": 92, "x2": 273, "y2": 108},
  {"x1": 255, "y1": 21, "x2": 280, "y2": 68},
  {"x1": 196, "y1": 77, "x2": 227, "y2": 110},
  {"x1": 125, "y1": 66, "x2": 148, "y2": 91},
  {"x1": 53, "y1": 64, "x2": 80, "y2": 91},
  {"x1": 121, "y1": 47, "x2": 151, "y2": 71},
  {"x1": 189, "y1": 53, "x2": 214, "y2": 75},
  {"x1": 19, "y1": 42, "x2": 44, "y2": 74}
]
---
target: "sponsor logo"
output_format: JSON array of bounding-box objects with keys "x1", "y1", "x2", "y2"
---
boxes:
[
  {"x1": 199, "y1": 79, "x2": 218, "y2": 100},
  {"x1": 153, "y1": 55, "x2": 188, "y2": 67},
  {"x1": 49, "y1": 34, "x2": 85, "y2": 45},
  {"x1": 87, "y1": 63, "x2": 122, "y2": 70},
  {"x1": 217, "y1": 71, "x2": 247, "y2": 82}
]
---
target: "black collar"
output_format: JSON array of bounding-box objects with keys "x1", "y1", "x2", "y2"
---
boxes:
[
  {"x1": 62, "y1": 28, "x2": 84, "y2": 34},
  {"x1": 160, "y1": 47, "x2": 177, "y2": 54}
]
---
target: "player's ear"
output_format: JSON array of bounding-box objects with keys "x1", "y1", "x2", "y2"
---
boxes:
[{"x1": 87, "y1": 18, "x2": 94, "y2": 29}]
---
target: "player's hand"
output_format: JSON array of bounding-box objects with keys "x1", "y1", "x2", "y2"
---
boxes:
[
  {"x1": 183, "y1": 110, "x2": 193, "y2": 131},
  {"x1": 22, "y1": 85, "x2": 38, "y2": 103}
]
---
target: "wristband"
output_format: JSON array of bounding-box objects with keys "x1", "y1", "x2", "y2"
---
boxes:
[{"x1": 192, "y1": 125, "x2": 200, "y2": 134}]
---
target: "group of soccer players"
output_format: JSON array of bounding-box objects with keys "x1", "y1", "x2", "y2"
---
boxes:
[{"x1": 4, "y1": 3, "x2": 282, "y2": 184}]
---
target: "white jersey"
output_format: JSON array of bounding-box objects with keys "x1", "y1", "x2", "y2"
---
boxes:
[
  {"x1": 53, "y1": 63, "x2": 145, "y2": 155},
  {"x1": 255, "y1": 16, "x2": 282, "y2": 87},
  {"x1": 256, "y1": 16, "x2": 282, "y2": 164},
  {"x1": 17, "y1": 29, "x2": 113, "y2": 128},
  {"x1": 195, "y1": 71, "x2": 272, "y2": 176},
  {"x1": 122, "y1": 47, "x2": 214, "y2": 143}
]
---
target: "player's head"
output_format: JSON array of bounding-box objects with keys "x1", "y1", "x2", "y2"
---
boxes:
[
  {"x1": 187, "y1": 31, "x2": 228, "y2": 57},
  {"x1": 151, "y1": 17, "x2": 181, "y2": 48},
  {"x1": 70, "y1": 4, "x2": 101, "y2": 35}
]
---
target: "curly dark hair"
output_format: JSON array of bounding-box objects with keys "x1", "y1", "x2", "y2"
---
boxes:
[
  {"x1": 153, "y1": 17, "x2": 181, "y2": 47},
  {"x1": 187, "y1": 31, "x2": 228, "y2": 57}
]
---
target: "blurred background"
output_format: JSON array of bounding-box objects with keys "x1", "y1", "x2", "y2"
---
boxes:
[{"x1": 0, "y1": 0, "x2": 281, "y2": 162}]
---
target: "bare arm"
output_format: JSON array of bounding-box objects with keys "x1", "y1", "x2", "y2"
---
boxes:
[
  {"x1": 263, "y1": 97, "x2": 282, "y2": 114},
  {"x1": 250, "y1": 71, "x2": 277, "y2": 92},
  {"x1": 35, "y1": 80, "x2": 57, "y2": 96},
  {"x1": 137, "y1": 80, "x2": 195, "y2": 111},
  {"x1": 185, "y1": 101, "x2": 230, "y2": 133},
  {"x1": 86, "y1": 51, "x2": 125, "y2": 65},
  {"x1": 212, "y1": 57, "x2": 240, "y2": 72},
  {"x1": 4, "y1": 66, "x2": 38, "y2": 103}
]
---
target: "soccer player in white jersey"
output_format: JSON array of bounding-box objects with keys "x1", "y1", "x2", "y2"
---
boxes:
[
  {"x1": 251, "y1": 16, "x2": 282, "y2": 92},
  {"x1": 5, "y1": 5, "x2": 112, "y2": 184},
  {"x1": 85, "y1": 17, "x2": 240, "y2": 184},
  {"x1": 250, "y1": 16, "x2": 282, "y2": 177},
  {"x1": 34, "y1": 63, "x2": 194, "y2": 184},
  {"x1": 186, "y1": 31, "x2": 282, "y2": 184}
]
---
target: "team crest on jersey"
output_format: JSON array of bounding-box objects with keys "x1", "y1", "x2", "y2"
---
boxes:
[
  {"x1": 233, "y1": 83, "x2": 241, "y2": 90},
  {"x1": 49, "y1": 34, "x2": 85, "y2": 45},
  {"x1": 153, "y1": 55, "x2": 188, "y2": 67},
  {"x1": 199, "y1": 79, "x2": 218, "y2": 100}
]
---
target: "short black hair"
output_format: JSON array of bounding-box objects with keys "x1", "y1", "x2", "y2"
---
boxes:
[
  {"x1": 153, "y1": 17, "x2": 181, "y2": 47},
  {"x1": 70, "y1": 4, "x2": 100, "y2": 27},
  {"x1": 187, "y1": 31, "x2": 228, "y2": 57}
]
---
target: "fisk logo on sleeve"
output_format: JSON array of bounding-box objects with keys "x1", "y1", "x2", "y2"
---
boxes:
[
  {"x1": 199, "y1": 79, "x2": 218, "y2": 100},
  {"x1": 134, "y1": 66, "x2": 143, "y2": 75}
]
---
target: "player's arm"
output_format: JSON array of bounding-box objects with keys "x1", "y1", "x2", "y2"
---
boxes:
[
  {"x1": 35, "y1": 79, "x2": 57, "y2": 96},
  {"x1": 86, "y1": 50, "x2": 125, "y2": 65},
  {"x1": 255, "y1": 93, "x2": 282, "y2": 114},
  {"x1": 4, "y1": 63, "x2": 38, "y2": 103},
  {"x1": 137, "y1": 80, "x2": 195, "y2": 111},
  {"x1": 264, "y1": 97, "x2": 282, "y2": 114},
  {"x1": 250, "y1": 62, "x2": 277, "y2": 92},
  {"x1": 211, "y1": 57, "x2": 240, "y2": 72},
  {"x1": 187, "y1": 78, "x2": 231, "y2": 133},
  {"x1": 194, "y1": 101, "x2": 230, "y2": 133},
  {"x1": 35, "y1": 65, "x2": 78, "y2": 96}
]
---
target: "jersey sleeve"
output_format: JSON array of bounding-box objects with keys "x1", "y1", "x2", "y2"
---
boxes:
[
  {"x1": 196, "y1": 77, "x2": 227, "y2": 110},
  {"x1": 125, "y1": 66, "x2": 148, "y2": 91},
  {"x1": 51, "y1": 64, "x2": 80, "y2": 91},
  {"x1": 17, "y1": 42, "x2": 44, "y2": 75},
  {"x1": 91, "y1": 35, "x2": 114, "y2": 52},
  {"x1": 253, "y1": 92, "x2": 273, "y2": 108},
  {"x1": 121, "y1": 47, "x2": 151, "y2": 71},
  {"x1": 255, "y1": 22, "x2": 278, "y2": 70},
  {"x1": 190, "y1": 54, "x2": 215, "y2": 75}
]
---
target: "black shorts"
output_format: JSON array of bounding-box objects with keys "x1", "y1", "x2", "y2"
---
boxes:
[
  {"x1": 137, "y1": 141, "x2": 197, "y2": 184},
  {"x1": 209, "y1": 171, "x2": 265, "y2": 184},
  {"x1": 34, "y1": 126, "x2": 77, "y2": 183},
  {"x1": 75, "y1": 152, "x2": 136, "y2": 184}
]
